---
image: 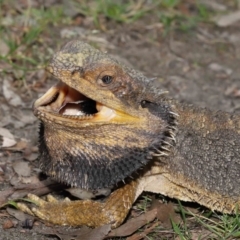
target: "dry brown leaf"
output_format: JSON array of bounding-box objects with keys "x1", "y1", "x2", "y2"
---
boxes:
[
  {"x1": 0, "y1": 212, "x2": 10, "y2": 217},
  {"x1": 12, "y1": 161, "x2": 31, "y2": 177},
  {"x1": 2, "y1": 219, "x2": 14, "y2": 229},
  {"x1": 107, "y1": 209, "x2": 157, "y2": 238},
  {"x1": 21, "y1": 176, "x2": 41, "y2": 185},
  {"x1": 191, "y1": 230, "x2": 216, "y2": 239},
  {"x1": 14, "y1": 178, "x2": 53, "y2": 190},
  {"x1": 150, "y1": 198, "x2": 180, "y2": 228},
  {"x1": 126, "y1": 222, "x2": 159, "y2": 240},
  {"x1": 10, "y1": 176, "x2": 21, "y2": 186},
  {"x1": 17, "y1": 113, "x2": 36, "y2": 126},
  {"x1": 0, "y1": 188, "x2": 14, "y2": 206},
  {"x1": 215, "y1": 10, "x2": 240, "y2": 27},
  {"x1": 5, "y1": 139, "x2": 29, "y2": 152},
  {"x1": 6, "y1": 207, "x2": 33, "y2": 222},
  {"x1": 0, "y1": 39, "x2": 9, "y2": 56},
  {"x1": 0, "y1": 179, "x2": 61, "y2": 203},
  {"x1": 37, "y1": 224, "x2": 111, "y2": 240},
  {"x1": 67, "y1": 225, "x2": 111, "y2": 240},
  {"x1": 2, "y1": 79, "x2": 23, "y2": 107},
  {"x1": 0, "y1": 128, "x2": 16, "y2": 148},
  {"x1": 157, "y1": 202, "x2": 175, "y2": 228},
  {"x1": 23, "y1": 152, "x2": 38, "y2": 162}
]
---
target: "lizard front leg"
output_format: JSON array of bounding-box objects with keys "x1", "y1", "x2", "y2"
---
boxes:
[{"x1": 17, "y1": 180, "x2": 138, "y2": 228}]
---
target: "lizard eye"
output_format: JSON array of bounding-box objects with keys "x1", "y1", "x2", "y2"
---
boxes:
[
  {"x1": 97, "y1": 70, "x2": 115, "y2": 87},
  {"x1": 101, "y1": 75, "x2": 113, "y2": 84}
]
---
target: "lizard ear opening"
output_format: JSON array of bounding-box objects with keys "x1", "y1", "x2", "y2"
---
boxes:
[
  {"x1": 141, "y1": 100, "x2": 177, "y2": 123},
  {"x1": 141, "y1": 100, "x2": 151, "y2": 108}
]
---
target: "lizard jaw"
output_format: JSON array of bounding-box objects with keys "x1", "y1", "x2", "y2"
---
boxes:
[{"x1": 33, "y1": 81, "x2": 118, "y2": 123}]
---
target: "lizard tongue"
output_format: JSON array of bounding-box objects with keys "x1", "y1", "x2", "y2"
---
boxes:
[
  {"x1": 59, "y1": 101, "x2": 86, "y2": 116},
  {"x1": 59, "y1": 101, "x2": 116, "y2": 121},
  {"x1": 59, "y1": 99, "x2": 97, "y2": 116}
]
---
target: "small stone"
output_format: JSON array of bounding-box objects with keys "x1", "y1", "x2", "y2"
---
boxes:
[{"x1": 3, "y1": 220, "x2": 14, "y2": 229}]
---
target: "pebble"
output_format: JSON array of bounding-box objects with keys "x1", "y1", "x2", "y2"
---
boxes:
[{"x1": 208, "y1": 63, "x2": 233, "y2": 76}]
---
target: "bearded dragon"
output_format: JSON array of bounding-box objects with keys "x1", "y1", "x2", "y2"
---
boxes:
[{"x1": 17, "y1": 40, "x2": 240, "y2": 228}]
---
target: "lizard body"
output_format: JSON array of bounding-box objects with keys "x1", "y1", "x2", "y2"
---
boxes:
[{"x1": 18, "y1": 40, "x2": 240, "y2": 228}]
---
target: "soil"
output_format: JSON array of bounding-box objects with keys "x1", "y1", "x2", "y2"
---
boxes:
[{"x1": 1, "y1": 1, "x2": 240, "y2": 239}]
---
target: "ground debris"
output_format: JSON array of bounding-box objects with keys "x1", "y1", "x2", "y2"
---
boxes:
[
  {"x1": 12, "y1": 161, "x2": 31, "y2": 177},
  {"x1": 214, "y1": 10, "x2": 240, "y2": 27},
  {"x1": 151, "y1": 199, "x2": 180, "y2": 228},
  {"x1": 2, "y1": 79, "x2": 24, "y2": 107},
  {"x1": 107, "y1": 209, "x2": 157, "y2": 238},
  {"x1": 6, "y1": 207, "x2": 33, "y2": 223},
  {"x1": 2, "y1": 219, "x2": 15, "y2": 229},
  {"x1": 0, "y1": 39, "x2": 10, "y2": 56},
  {"x1": 0, "y1": 179, "x2": 63, "y2": 205},
  {"x1": 198, "y1": 0, "x2": 227, "y2": 11},
  {"x1": 36, "y1": 224, "x2": 111, "y2": 240},
  {"x1": 208, "y1": 63, "x2": 232, "y2": 76},
  {"x1": 0, "y1": 0, "x2": 240, "y2": 239},
  {"x1": 126, "y1": 222, "x2": 159, "y2": 240},
  {"x1": 0, "y1": 128, "x2": 16, "y2": 148}
]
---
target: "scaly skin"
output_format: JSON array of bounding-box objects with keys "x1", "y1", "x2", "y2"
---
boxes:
[
  {"x1": 18, "y1": 181, "x2": 138, "y2": 228},
  {"x1": 17, "y1": 40, "x2": 240, "y2": 228}
]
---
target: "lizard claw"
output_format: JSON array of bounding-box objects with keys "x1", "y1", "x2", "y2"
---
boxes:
[
  {"x1": 46, "y1": 194, "x2": 58, "y2": 203},
  {"x1": 16, "y1": 193, "x2": 94, "y2": 226},
  {"x1": 31, "y1": 206, "x2": 49, "y2": 221},
  {"x1": 17, "y1": 194, "x2": 61, "y2": 222},
  {"x1": 27, "y1": 193, "x2": 47, "y2": 206},
  {"x1": 16, "y1": 202, "x2": 34, "y2": 216},
  {"x1": 16, "y1": 181, "x2": 137, "y2": 227},
  {"x1": 29, "y1": 194, "x2": 63, "y2": 221}
]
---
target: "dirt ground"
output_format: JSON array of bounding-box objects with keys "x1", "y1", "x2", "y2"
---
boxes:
[{"x1": 1, "y1": 0, "x2": 240, "y2": 239}]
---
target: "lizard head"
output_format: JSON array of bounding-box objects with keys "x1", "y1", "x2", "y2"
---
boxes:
[{"x1": 33, "y1": 40, "x2": 178, "y2": 190}]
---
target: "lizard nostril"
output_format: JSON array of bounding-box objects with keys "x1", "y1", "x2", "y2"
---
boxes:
[{"x1": 71, "y1": 66, "x2": 83, "y2": 76}]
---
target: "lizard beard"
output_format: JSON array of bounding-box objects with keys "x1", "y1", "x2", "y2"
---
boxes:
[{"x1": 37, "y1": 122, "x2": 168, "y2": 190}]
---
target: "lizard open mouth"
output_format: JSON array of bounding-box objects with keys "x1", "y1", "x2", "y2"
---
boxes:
[{"x1": 33, "y1": 81, "x2": 116, "y2": 122}]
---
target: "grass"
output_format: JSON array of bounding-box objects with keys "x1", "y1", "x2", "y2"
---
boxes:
[
  {"x1": 157, "y1": 0, "x2": 211, "y2": 33},
  {"x1": 0, "y1": 0, "x2": 214, "y2": 82},
  {"x1": 73, "y1": 0, "x2": 212, "y2": 32},
  {"x1": 0, "y1": 0, "x2": 70, "y2": 83},
  {"x1": 134, "y1": 196, "x2": 240, "y2": 240},
  {"x1": 75, "y1": 0, "x2": 160, "y2": 29}
]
